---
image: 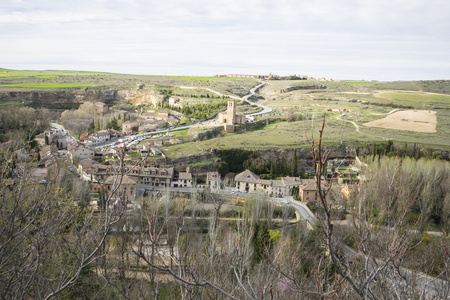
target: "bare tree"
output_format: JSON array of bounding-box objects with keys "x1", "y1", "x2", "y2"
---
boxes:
[
  {"x1": 0, "y1": 141, "x2": 130, "y2": 299},
  {"x1": 305, "y1": 117, "x2": 449, "y2": 299}
]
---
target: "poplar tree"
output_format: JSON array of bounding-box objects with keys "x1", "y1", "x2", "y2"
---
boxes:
[{"x1": 291, "y1": 150, "x2": 298, "y2": 176}]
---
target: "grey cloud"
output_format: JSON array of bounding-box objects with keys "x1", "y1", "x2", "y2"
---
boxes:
[{"x1": 0, "y1": 0, "x2": 449, "y2": 80}]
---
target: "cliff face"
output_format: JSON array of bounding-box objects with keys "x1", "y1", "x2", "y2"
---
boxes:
[
  {"x1": 0, "y1": 89, "x2": 164, "y2": 108},
  {"x1": 118, "y1": 90, "x2": 164, "y2": 106},
  {"x1": 0, "y1": 89, "x2": 119, "y2": 104}
]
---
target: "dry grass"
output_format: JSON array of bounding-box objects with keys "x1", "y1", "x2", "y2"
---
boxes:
[{"x1": 363, "y1": 110, "x2": 437, "y2": 133}]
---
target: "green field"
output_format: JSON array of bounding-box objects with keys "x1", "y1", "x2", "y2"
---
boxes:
[
  {"x1": 0, "y1": 68, "x2": 258, "y2": 99},
  {"x1": 0, "y1": 83, "x2": 95, "y2": 88},
  {"x1": 162, "y1": 80, "x2": 450, "y2": 157},
  {"x1": 0, "y1": 68, "x2": 448, "y2": 153},
  {"x1": 0, "y1": 68, "x2": 115, "y2": 76},
  {"x1": 155, "y1": 75, "x2": 252, "y2": 81},
  {"x1": 375, "y1": 92, "x2": 450, "y2": 107},
  {"x1": 0, "y1": 101, "x2": 26, "y2": 108},
  {"x1": 341, "y1": 80, "x2": 381, "y2": 85}
]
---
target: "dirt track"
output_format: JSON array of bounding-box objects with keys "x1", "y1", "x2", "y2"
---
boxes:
[{"x1": 363, "y1": 110, "x2": 437, "y2": 133}]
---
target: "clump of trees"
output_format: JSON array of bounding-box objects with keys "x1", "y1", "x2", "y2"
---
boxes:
[
  {"x1": 0, "y1": 106, "x2": 51, "y2": 142},
  {"x1": 170, "y1": 102, "x2": 227, "y2": 123},
  {"x1": 359, "y1": 140, "x2": 444, "y2": 160},
  {"x1": 60, "y1": 103, "x2": 125, "y2": 137},
  {"x1": 359, "y1": 156, "x2": 450, "y2": 233},
  {"x1": 60, "y1": 102, "x2": 96, "y2": 137}
]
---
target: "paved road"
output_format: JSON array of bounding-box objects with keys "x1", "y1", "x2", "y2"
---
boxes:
[
  {"x1": 242, "y1": 81, "x2": 273, "y2": 117},
  {"x1": 270, "y1": 197, "x2": 317, "y2": 227},
  {"x1": 51, "y1": 122, "x2": 77, "y2": 145},
  {"x1": 93, "y1": 81, "x2": 272, "y2": 151}
]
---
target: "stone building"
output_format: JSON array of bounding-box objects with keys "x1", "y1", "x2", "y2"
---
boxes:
[
  {"x1": 207, "y1": 171, "x2": 221, "y2": 190},
  {"x1": 234, "y1": 169, "x2": 301, "y2": 198},
  {"x1": 218, "y1": 99, "x2": 246, "y2": 132}
]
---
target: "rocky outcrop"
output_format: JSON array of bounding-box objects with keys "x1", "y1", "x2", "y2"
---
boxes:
[
  {"x1": 270, "y1": 84, "x2": 327, "y2": 95},
  {"x1": 119, "y1": 90, "x2": 164, "y2": 106},
  {"x1": 0, "y1": 88, "x2": 165, "y2": 109},
  {"x1": 0, "y1": 89, "x2": 120, "y2": 105}
]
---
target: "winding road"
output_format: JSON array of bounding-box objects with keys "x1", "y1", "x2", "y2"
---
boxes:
[
  {"x1": 181, "y1": 80, "x2": 272, "y2": 117},
  {"x1": 242, "y1": 80, "x2": 272, "y2": 117}
]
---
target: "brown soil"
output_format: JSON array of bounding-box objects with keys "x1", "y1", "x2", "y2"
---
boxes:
[{"x1": 363, "y1": 110, "x2": 437, "y2": 133}]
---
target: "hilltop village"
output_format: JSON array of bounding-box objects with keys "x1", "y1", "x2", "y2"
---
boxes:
[{"x1": 35, "y1": 95, "x2": 359, "y2": 212}]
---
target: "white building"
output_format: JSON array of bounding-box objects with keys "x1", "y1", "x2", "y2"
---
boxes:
[
  {"x1": 68, "y1": 145, "x2": 95, "y2": 162},
  {"x1": 85, "y1": 130, "x2": 111, "y2": 147}
]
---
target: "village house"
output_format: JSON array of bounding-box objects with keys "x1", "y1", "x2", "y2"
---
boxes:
[
  {"x1": 138, "y1": 119, "x2": 167, "y2": 132},
  {"x1": 94, "y1": 102, "x2": 109, "y2": 115},
  {"x1": 172, "y1": 172, "x2": 193, "y2": 188},
  {"x1": 84, "y1": 130, "x2": 111, "y2": 147},
  {"x1": 122, "y1": 120, "x2": 140, "y2": 133},
  {"x1": 125, "y1": 166, "x2": 174, "y2": 188},
  {"x1": 39, "y1": 144, "x2": 59, "y2": 166},
  {"x1": 122, "y1": 119, "x2": 167, "y2": 133},
  {"x1": 234, "y1": 169, "x2": 301, "y2": 198},
  {"x1": 68, "y1": 144, "x2": 95, "y2": 163},
  {"x1": 90, "y1": 182, "x2": 103, "y2": 194},
  {"x1": 91, "y1": 164, "x2": 115, "y2": 182},
  {"x1": 77, "y1": 158, "x2": 101, "y2": 181},
  {"x1": 207, "y1": 171, "x2": 221, "y2": 190},
  {"x1": 79, "y1": 133, "x2": 89, "y2": 142},
  {"x1": 103, "y1": 174, "x2": 138, "y2": 208},
  {"x1": 298, "y1": 178, "x2": 329, "y2": 203},
  {"x1": 45, "y1": 131, "x2": 67, "y2": 149},
  {"x1": 150, "y1": 147, "x2": 164, "y2": 157}
]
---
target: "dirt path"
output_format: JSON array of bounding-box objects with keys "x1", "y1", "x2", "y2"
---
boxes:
[{"x1": 336, "y1": 116, "x2": 360, "y2": 132}]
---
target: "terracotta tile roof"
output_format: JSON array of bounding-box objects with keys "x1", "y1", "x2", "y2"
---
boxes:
[{"x1": 104, "y1": 174, "x2": 137, "y2": 185}]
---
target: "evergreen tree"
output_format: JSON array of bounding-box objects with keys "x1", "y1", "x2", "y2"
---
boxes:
[
  {"x1": 291, "y1": 150, "x2": 298, "y2": 176},
  {"x1": 106, "y1": 117, "x2": 120, "y2": 131},
  {"x1": 252, "y1": 221, "x2": 271, "y2": 265},
  {"x1": 95, "y1": 119, "x2": 100, "y2": 131},
  {"x1": 88, "y1": 120, "x2": 95, "y2": 133}
]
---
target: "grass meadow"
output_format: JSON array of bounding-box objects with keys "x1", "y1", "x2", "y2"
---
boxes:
[
  {"x1": 375, "y1": 92, "x2": 450, "y2": 108},
  {"x1": 0, "y1": 69, "x2": 448, "y2": 155},
  {"x1": 1, "y1": 83, "x2": 95, "y2": 89},
  {"x1": 163, "y1": 81, "x2": 450, "y2": 157}
]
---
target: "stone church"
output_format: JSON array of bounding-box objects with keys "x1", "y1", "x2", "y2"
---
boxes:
[{"x1": 218, "y1": 99, "x2": 246, "y2": 132}]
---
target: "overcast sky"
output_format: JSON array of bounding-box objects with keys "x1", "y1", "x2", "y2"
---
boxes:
[{"x1": 1, "y1": 0, "x2": 449, "y2": 80}]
